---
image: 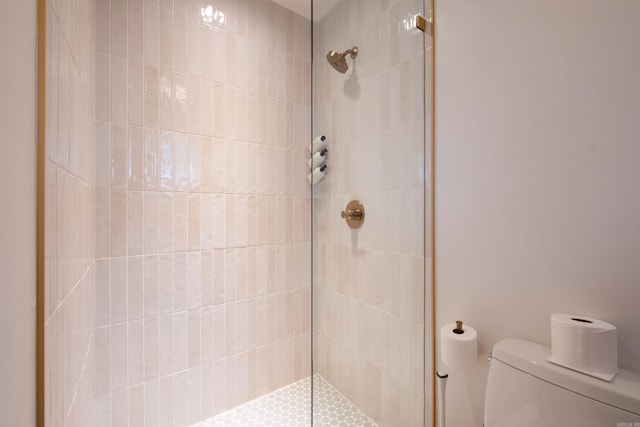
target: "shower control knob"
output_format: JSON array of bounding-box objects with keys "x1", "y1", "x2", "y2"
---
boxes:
[{"x1": 340, "y1": 200, "x2": 365, "y2": 229}]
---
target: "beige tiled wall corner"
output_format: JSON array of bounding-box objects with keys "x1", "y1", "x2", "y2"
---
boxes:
[{"x1": 46, "y1": 0, "x2": 312, "y2": 426}]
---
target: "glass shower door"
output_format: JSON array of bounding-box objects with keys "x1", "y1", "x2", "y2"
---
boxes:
[{"x1": 311, "y1": 0, "x2": 430, "y2": 426}]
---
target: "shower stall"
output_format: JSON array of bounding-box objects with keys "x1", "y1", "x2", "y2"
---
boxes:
[{"x1": 41, "y1": 0, "x2": 432, "y2": 425}]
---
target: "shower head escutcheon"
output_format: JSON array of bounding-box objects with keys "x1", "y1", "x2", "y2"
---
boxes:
[{"x1": 326, "y1": 47, "x2": 359, "y2": 74}]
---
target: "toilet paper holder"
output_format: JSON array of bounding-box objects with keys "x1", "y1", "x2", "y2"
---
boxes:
[{"x1": 341, "y1": 200, "x2": 365, "y2": 229}]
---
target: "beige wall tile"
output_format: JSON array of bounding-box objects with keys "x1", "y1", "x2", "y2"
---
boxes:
[{"x1": 47, "y1": 1, "x2": 314, "y2": 425}]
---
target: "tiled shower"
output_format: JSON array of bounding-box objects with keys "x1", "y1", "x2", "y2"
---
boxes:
[{"x1": 44, "y1": 0, "x2": 431, "y2": 426}]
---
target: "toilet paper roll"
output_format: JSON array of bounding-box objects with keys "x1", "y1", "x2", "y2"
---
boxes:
[
  {"x1": 548, "y1": 314, "x2": 618, "y2": 381},
  {"x1": 441, "y1": 322, "x2": 478, "y2": 370}
]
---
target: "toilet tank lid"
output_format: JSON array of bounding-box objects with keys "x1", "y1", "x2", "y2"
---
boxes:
[{"x1": 492, "y1": 339, "x2": 640, "y2": 416}]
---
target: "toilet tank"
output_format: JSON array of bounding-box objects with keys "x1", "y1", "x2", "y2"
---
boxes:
[{"x1": 484, "y1": 339, "x2": 640, "y2": 427}]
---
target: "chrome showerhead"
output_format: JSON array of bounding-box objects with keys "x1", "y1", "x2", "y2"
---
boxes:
[{"x1": 326, "y1": 47, "x2": 358, "y2": 74}]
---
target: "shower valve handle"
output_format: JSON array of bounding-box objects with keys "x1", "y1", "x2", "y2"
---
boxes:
[
  {"x1": 340, "y1": 200, "x2": 365, "y2": 229},
  {"x1": 341, "y1": 208, "x2": 363, "y2": 220}
]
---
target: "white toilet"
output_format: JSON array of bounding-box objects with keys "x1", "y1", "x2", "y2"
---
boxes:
[{"x1": 484, "y1": 339, "x2": 640, "y2": 426}]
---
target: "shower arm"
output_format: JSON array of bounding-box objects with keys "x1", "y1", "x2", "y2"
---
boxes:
[{"x1": 340, "y1": 47, "x2": 358, "y2": 59}]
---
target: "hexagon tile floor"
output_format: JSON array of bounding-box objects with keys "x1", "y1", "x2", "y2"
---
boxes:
[{"x1": 195, "y1": 375, "x2": 377, "y2": 427}]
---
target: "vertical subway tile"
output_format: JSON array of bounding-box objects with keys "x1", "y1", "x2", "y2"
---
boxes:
[
  {"x1": 112, "y1": 388, "x2": 128, "y2": 427},
  {"x1": 158, "y1": 254, "x2": 174, "y2": 315},
  {"x1": 111, "y1": 125, "x2": 128, "y2": 190},
  {"x1": 174, "y1": 133, "x2": 189, "y2": 192},
  {"x1": 144, "y1": 0, "x2": 159, "y2": 67},
  {"x1": 188, "y1": 309, "x2": 201, "y2": 368},
  {"x1": 144, "y1": 128, "x2": 159, "y2": 190},
  {"x1": 128, "y1": 384, "x2": 145, "y2": 426},
  {"x1": 223, "y1": 86, "x2": 237, "y2": 141},
  {"x1": 144, "y1": 317, "x2": 159, "y2": 380},
  {"x1": 128, "y1": 0, "x2": 143, "y2": 61},
  {"x1": 144, "y1": 191, "x2": 159, "y2": 254},
  {"x1": 224, "y1": 141, "x2": 236, "y2": 193},
  {"x1": 224, "y1": 302, "x2": 236, "y2": 357},
  {"x1": 224, "y1": 195, "x2": 236, "y2": 248},
  {"x1": 212, "y1": 83, "x2": 225, "y2": 139},
  {"x1": 127, "y1": 191, "x2": 144, "y2": 256},
  {"x1": 212, "y1": 30, "x2": 226, "y2": 84},
  {"x1": 95, "y1": 190, "x2": 110, "y2": 258},
  {"x1": 187, "y1": 367, "x2": 202, "y2": 425},
  {"x1": 128, "y1": 126, "x2": 144, "y2": 191},
  {"x1": 211, "y1": 304, "x2": 225, "y2": 362},
  {"x1": 200, "y1": 362, "x2": 214, "y2": 420},
  {"x1": 236, "y1": 90, "x2": 248, "y2": 143},
  {"x1": 236, "y1": 35, "x2": 248, "y2": 90},
  {"x1": 188, "y1": 136, "x2": 202, "y2": 191},
  {"x1": 159, "y1": 131, "x2": 174, "y2": 191},
  {"x1": 210, "y1": 251, "x2": 224, "y2": 307},
  {"x1": 224, "y1": 31, "x2": 236, "y2": 88},
  {"x1": 212, "y1": 359, "x2": 226, "y2": 414},
  {"x1": 158, "y1": 192, "x2": 174, "y2": 253},
  {"x1": 144, "y1": 65, "x2": 159, "y2": 129},
  {"x1": 247, "y1": 92, "x2": 259, "y2": 144},
  {"x1": 188, "y1": 194, "x2": 201, "y2": 251},
  {"x1": 110, "y1": 191, "x2": 127, "y2": 257},
  {"x1": 235, "y1": 247, "x2": 247, "y2": 301},
  {"x1": 90, "y1": 259, "x2": 111, "y2": 326},
  {"x1": 173, "y1": 193, "x2": 189, "y2": 253},
  {"x1": 173, "y1": 311, "x2": 188, "y2": 372},
  {"x1": 235, "y1": 195, "x2": 248, "y2": 248},
  {"x1": 210, "y1": 138, "x2": 225, "y2": 193},
  {"x1": 111, "y1": 57, "x2": 128, "y2": 124},
  {"x1": 200, "y1": 137, "x2": 214, "y2": 193},
  {"x1": 187, "y1": 0, "x2": 201, "y2": 77},
  {"x1": 95, "y1": 122, "x2": 111, "y2": 189},
  {"x1": 174, "y1": 371, "x2": 188, "y2": 426},
  {"x1": 127, "y1": 320, "x2": 144, "y2": 386},
  {"x1": 128, "y1": 61, "x2": 144, "y2": 127},
  {"x1": 246, "y1": 39, "x2": 258, "y2": 93},
  {"x1": 111, "y1": 258, "x2": 127, "y2": 324},
  {"x1": 173, "y1": 73, "x2": 189, "y2": 133},
  {"x1": 95, "y1": 52, "x2": 111, "y2": 121},
  {"x1": 201, "y1": 25, "x2": 214, "y2": 81},
  {"x1": 145, "y1": 379, "x2": 160, "y2": 426},
  {"x1": 95, "y1": 0, "x2": 111, "y2": 54},
  {"x1": 111, "y1": 323, "x2": 128, "y2": 391},
  {"x1": 187, "y1": 77, "x2": 201, "y2": 135},
  {"x1": 159, "y1": 69, "x2": 174, "y2": 131},
  {"x1": 128, "y1": 256, "x2": 144, "y2": 321},
  {"x1": 200, "y1": 194, "x2": 213, "y2": 250},
  {"x1": 201, "y1": 81, "x2": 214, "y2": 138},
  {"x1": 158, "y1": 314, "x2": 174, "y2": 377},
  {"x1": 200, "y1": 250, "x2": 213, "y2": 306},
  {"x1": 144, "y1": 255, "x2": 159, "y2": 318},
  {"x1": 257, "y1": 42, "x2": 268, "y2": 95},
  {"x1": 159, "y1": 2, "x2": 174, "y2": 70},
  {"x1": 174, "y1": 252, "x2": 187, "y2": 311},
  {"x1": 173, "y1": 0, "x2": 188, "y2": 74},
  {"x1": 224, "y1": 248, "x2": 236, "y2": 303},
  {"x1": 159, "y1": 375, "x2": 174, "y2": 427},
  {"x1": 186, "y1": 251, "x2": 202, "y2": 310},
  {"x1": 111, "y1": 0, "x2": 127, "y2": 57}
]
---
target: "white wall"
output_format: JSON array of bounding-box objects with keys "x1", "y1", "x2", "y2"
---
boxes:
[
  {"x1": 435, "y1": 0, "x2": 640, "y2": 425},
  {"x1": 0, "y1": 0, "x2": 37, "y2": 426}
]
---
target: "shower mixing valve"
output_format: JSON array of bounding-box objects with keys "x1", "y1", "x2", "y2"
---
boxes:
[{"x1": 341, "y1": 200, "x2": 365, "y2": 229}]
